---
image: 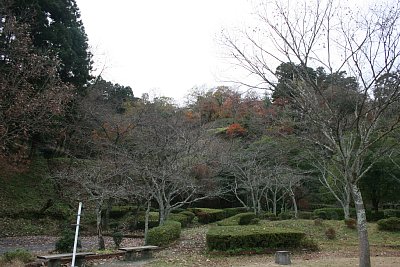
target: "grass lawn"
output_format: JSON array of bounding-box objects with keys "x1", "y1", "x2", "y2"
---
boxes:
[{"x1": 146, "y1": 219, "x2": 400, "y2": 267}]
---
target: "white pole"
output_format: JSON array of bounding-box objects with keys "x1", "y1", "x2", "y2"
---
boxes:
[{"x1": 72, "y1": 202, "x2": 82, "y2": 267}]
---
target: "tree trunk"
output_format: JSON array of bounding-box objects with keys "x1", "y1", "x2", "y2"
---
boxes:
[
  {"x1": 144, "y1": 200, "x2": 151, "y2": 245},
  {"x1": 351, "y1": 184, "x2": 371, "y2": 267},
  {"x1": 159, "y1": 204, "x2": 165, "y2": 226},
  {"x1": 96, "y1": 202, "x2": 105, "y2": 250},
  {"x1": 290, "y1": 193, "x2": 298, "y2": 219},
  {"x1": 343, "y1": 202, "x2": 350, "y2": 220}
]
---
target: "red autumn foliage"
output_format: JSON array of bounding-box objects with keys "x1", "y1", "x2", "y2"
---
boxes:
[{"x1": 226, "y1": 123, "x2": 247, "y2": 138}]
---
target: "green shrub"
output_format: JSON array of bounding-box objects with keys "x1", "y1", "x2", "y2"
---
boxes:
[
  {"x1": 217, "y1": 212, "x2": 256, "y2": 226},
  {"x1": 223, "y1": 207, "x2": 248, "y2": 218},
  {"x1": 109, "y1": 205, "x2": 136, "y2": 219},
  {"x1": 377, "y1": 217, "x2": 400, "y2": 232},
  {"x1": 313, "y1": 208, "x2": 356, "y2": 220},
  {"x1": 112, "y1": 231, "x2": 124, "y2": 248},
  {"x1": 2, "y1": 249, "x2": 33, "y2": 263},
  {"x1": 146, "y1": 220, "x2": 181, "y2": 246},
  {"x1": 384, "y1": 209, "x2": 400, "y2": 218},
  {"x1": 192, "y1": 208, "x2": 225, "y2": 224},
  {"x1": 325, "y1": 227, "x2": 336, "y2": 239},
  {"x1": 298, "y1": 211, "x2": 313, "y2": 220},
  {"x1": 344, "y1": 218, "x2": 357, "y2": 229},
  {"x1": 206, "y1": 225, "x2": 305, "y2": 251},
  {"x1": 169, "y1": 213, "x2": 192, "y2": 227},
  {"x1": 43, "y1": 202, "x2": 73, "y2": 220},
  {"x1": 250, "y1": 218, "x2": 260, "y2": 225},
  {"x1": 259, "y1": 212, "x2": 279, "y2": 221},
  {"x1": 278, "y1": 211, "x2": 295, "y2": 220},
  {"x1": 299, "y1": 237, "x2": 319, "y2": 251},
  {"x1": 366, "y1": 210, "x2": 385, "y2": 221},
  {"x1": 55, "y1": 228, "x2": 81, "y2": 253},
  {"x1": 170, "y1": 208, "x2": 186, "y2": 214},
  {"x1": 136, "y1": 212, "x2": 159, "y2": 230},
  {"x1": 239, "y1": 213, "x2": 257, "y2": 225},
  {"x1": 180, "y1": 211, "x2": 195, "y2": 222}
]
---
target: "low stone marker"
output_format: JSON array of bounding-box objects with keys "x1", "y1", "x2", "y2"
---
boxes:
[{"x1": 275, "y1": 250, "x2": 291, "y2": 265}]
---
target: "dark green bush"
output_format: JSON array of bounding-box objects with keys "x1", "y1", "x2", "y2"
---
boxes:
[
  {"x1": 278, "y1": 211, "x2": 295, "y2": 220},
  {"x1": 217, "y1": 212, "x2": 256, "y2": 226},
  {"x1": 259, "y1": 212, "x2": 279, "y2": 221},
  {"x1": 112, "y1": 231, "x2": 124, "y2": 248},
  {"x1": 313, "y1": 208, "x2": 356, "y2": 220},
  {"x1": 55, "y1": 228, "x2": 81, "y2": 253},
  {"x1": 366, "y1": 210, "x2": 385, "y2": 221},
  {"x1": 170, "y1": 208, "x2": 186, "y2": 214},
  {"x1": 169, "y1": 213, "x2": 192, "y2": 227},
  {"x1": 377, "y1": 217, "x2": 400, "y2": 232},
  {"x1": 384, "y1": 209, "x2": 400, "y2": 218},
  {"x1": 239, "y1": 213, "x2": 257, "y2": 225},
  {"x1": 206, "y1": 225, "x2": 305, "y2": 251},
  {"x1": 298, "y1": 211, "x2": 313, "y2": 219},
  {"x1": 43, "y1": 203, "x2": 73, "y2": 220},
  {"x1": 146, "y1": 220, "x2": 181, "y2": 246},
  {"x1": 180, "y1": 211, "x2": 195, "y2": 222},
  {"x1": 136, "y1": 212, "x2": 159, "y2": 230},
  {"x1": 2, "y1": 249, "x2": 33, "y2": 263},
  {"x1": 109, "y1": 205, "x2": 136, "y2": 219},
  {"x1": 193, "y1": 208, "x2": 226, "y2": 224},
  {"x1": 223, "y1": 207, "x2": 248, "y2": 218},
  {"x1": 299, "y1": 237, "x2": 319, "y2": 251}
]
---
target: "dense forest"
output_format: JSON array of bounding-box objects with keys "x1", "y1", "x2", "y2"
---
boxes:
[{"x1": 1, "y1": 0, "x2": 400, "y2": 266}]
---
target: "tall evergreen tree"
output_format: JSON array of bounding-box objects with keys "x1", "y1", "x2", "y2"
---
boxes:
[{"x1": 9, "y1": 0, "x2": 92, "y2": 89}]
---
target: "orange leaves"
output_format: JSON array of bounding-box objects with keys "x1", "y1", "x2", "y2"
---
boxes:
[{"x1": 226, "y1": 123, "x2": 247, "y2": 138}]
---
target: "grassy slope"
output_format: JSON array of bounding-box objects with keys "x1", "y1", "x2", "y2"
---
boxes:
[{"x1": 0, "y1": 158, "x2": 63, "y2": 236}]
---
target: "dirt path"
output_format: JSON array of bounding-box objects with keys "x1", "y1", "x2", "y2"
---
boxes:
[{"x1": 0, "y1": 236, "x2": 143, "y2": 255}]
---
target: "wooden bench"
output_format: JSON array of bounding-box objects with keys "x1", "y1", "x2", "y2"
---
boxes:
[
  {"x1": 37, "y1": 252, "x2": 95, "y2": 267},
  {"x1": 118, "y1": 245, "x2": 159, "y2": 261}
]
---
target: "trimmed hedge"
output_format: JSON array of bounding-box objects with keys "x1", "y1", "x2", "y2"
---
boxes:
[
  {"x1": 191, "y1": 208, "x2": 226, "y2": 224},
  {"x1": 136, "y1": 212, "x2": 159, "y2": 230},
  {"x1": 384, "y1": 209, "x2": 400, "y2": 218},
  {"x1": 377, "y1": 217, "x2": 400, "y2": 232},
  {"x1": 146, "y1": 220, "x2": 181, "y2": 246},
  {"x1": 259, "y1": 212, "x2": 279, "y2": 221},
  {"x1": 366, "y1": 210, "x2": 385, "y2": 222},
  {"x1": 109, "y1": 205, "x2": 137, "y2": 219},
  {"x1": 313, "y1": 208, "x2": 356, "y2": 220},
  {"x1": 206, "y1": 225, "x2": 305, "y2": 251},
  {"x1": 223, "y1": 207, "x2": 249, "y2": 218},
  {"x1": 169, "y1": 212, "x2": 195, "y2": 227},
  {"x1": 217, "y1": 212, "x2": 257, "y2": 226}
]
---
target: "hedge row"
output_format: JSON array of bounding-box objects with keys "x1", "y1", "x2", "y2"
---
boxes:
[
  {"x1": 190, "y1": 208, "x2": 226, "y2": 224},
  {"x1": 313, "y1": 208, "x2": 356, "y2": 220},
  {"x1": 377, "y1": 217, "x2": 400, "y2": 232},
  {"x1": 146, "y1": 220, "x2": 181, "y2": 246},
  {"x1": 313, "y1": 208, "x2": 400, "y2": 221},
  {"x1": 206, "y1": 225, "x2": 305, "y2": 251},
  {"x1": 190, "y1": 207, "x2": 250, "y2": 224},
  {"x1": 217, "y1": 213, "x2": 257, "y2": 226}
]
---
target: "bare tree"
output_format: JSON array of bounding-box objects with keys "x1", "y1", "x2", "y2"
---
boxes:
[
  {"x1": 223, "y1": 1, "x2": 400, "y2": 266},
  {"x1": 127, "y1": 99, "x2": 227, "y2": 225},
  {"x1": 52, "y1": 155, "x2": 130, "y2": 250},
  {"x1": 313, "y1": 156, "x2": 352, "y2": 219},
  {"x1": 229, "y1": 147, "x2": 272, "y2": 215}
]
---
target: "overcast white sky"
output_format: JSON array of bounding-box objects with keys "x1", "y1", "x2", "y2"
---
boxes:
[{"x1": 76, "y1": 0, "x2": 254, "y2": 102}]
